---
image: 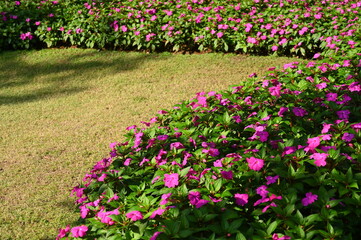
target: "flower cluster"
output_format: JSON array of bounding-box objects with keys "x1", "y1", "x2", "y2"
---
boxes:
[
  {"x1": 0, "y1": 0, "x2": 360, "y2": 56},
  {"x1": 57, "y1": 45, "x2": 361, "y2": 239}
]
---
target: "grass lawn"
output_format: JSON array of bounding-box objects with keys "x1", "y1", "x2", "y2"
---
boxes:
[{"x1": 0, "y1": 48, "x2": 303, "y2": 239}]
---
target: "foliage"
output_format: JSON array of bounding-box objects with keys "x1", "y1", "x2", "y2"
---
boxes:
[
  {"x1": 0, "y1": 0, "x2": 360, "y2": 57},
  {"x1": 57, "y1": 41, "x2": 361, "y2": 239}
]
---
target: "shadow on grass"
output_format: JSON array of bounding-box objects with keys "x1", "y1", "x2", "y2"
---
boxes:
[{"x1": 0, "y1": 49, "x2": 161, "y2": 105}]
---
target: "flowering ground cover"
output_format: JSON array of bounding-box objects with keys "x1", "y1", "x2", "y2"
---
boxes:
[
  {"x1": 1, "y1": 0, "x2": 360, "y2": 239},
  {"x1": 57, "y1": 51, "x2": 361, "y2": 239},
  {"x1": 1, "y1": 0, "x2": 360, "y2": 58},
  {"x1": 0, "y1": 49, "x2": 298, "y2": 239}
]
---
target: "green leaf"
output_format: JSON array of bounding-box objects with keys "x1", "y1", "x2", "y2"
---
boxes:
[
  {"x1": 327, "y1": 222, "x2": 334, "y2": 235},
  {"x1": 266, "y1": 220, "x2": 278, "y2": 235},
  {"x1": 229, "y1": 219, "x2": 244, "y2": 233},
  {"x1": 213, "y1": 178, "x2": 223, "y2": 192},
  {"x1": 235, "y1": 232, "x2": 247, "y2": 240},
  {"x1": 180, "y1": 166, "x2": 191, "y2": 177},
  {"x1": 179, "y1": 229, "x2": 194, "y2": 238}
]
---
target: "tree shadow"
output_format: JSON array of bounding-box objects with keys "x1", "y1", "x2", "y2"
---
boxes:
[{"x1": 0, "y1": 49, "x2": 159, "y2": 105}]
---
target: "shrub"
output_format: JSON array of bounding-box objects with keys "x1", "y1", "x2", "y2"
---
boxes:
[
  {"x1": 57, "y1": 40, "x2": 361, "y2": 239},
  {"x1": 1, "y1": 0, "x2": 360, "y2": 57}
]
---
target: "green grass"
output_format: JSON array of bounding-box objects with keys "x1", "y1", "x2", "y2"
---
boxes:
[{"x1": 0, "y1": 48, "x2": 303, "y2": 239}]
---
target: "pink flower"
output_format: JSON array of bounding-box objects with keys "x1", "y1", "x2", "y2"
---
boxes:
[
  {"x1": 97, "y1": 208, "x2": 120, "y2": 225},
  {"x1": 310, "y1": 153, "x2": 328, "y2": 167},
  {"x1": 216, "y1": 32, "x2": 224, "y2": 38},
  {"x1": 120, "y1": 25, "x2": 128, "y2": 32},
  {"x1": 188, "y1": 191, "x2": 201, "y2": 205},
  {"x1": 150, "y1": 232, "x2": 163, "y2": 240},
  {"x1": 56, "y1": 225, "x2": 70, "y2": 240},
  {"x1": 302, "y1": 192, "x2": 318, "y2": 206},
  {"x1": 307, "y1": 137, "x2": 320, "y2": 149},
  {"x1": 292, "y1": 107, "x2": 308, "y2": 117},
  {"x1": 170, "y1": 142, "x2": 184, "y2": 150},
  {"x1": 213, "y1": 159, "x2": 223, "y2": 167},
  {"x1": 195, "y1": 199, "x2": 209, "y2": 208},
  {"x1": 326, "y1": 93, "x2": 338, "y2": 101},
  {"x1": 269, "y1": 86, "x2": 281, "y2": 97},
  {"x1": 234, "y1": 193, "x2": 248, "y2": 206},
  {"x1": 336, "y1": 110, "x2": 350, "y2": 120},
  {"x1": 256, "y1": 185, "x2": 269, "y2": 198},
  {"x1": 150, "y1": 208, "x2": 166, "y2": 218},
  {"x1": 313, "y1": 53, "x2": 321, "y2": 59},
  {"x1": 278, "y1": 107, "x2": 288, "y2": 117},
  {"x1": 126, "y1": 211, "x2": 143, "y2": 221},
  {"x1": 247, "y1": 157, "x2": 264, "y2": 171},
  {"x1": 202, "y1": 148, "x2": 220, "y2": 157},
  {"x1": 221, "y1": 170, "x2": 233, "y2": 180},
  {"x1": 157, "y1": 135, "x2": 169, "y2": 141},
  {"x1": 342, "y1": 133, "x2": 354, "y2": 142},
  {"x1": 164, "y1": 173, "x2": 179, "y2": 188},
  {"x1": 71, "y1": 225, "x2": 88, "y2": 238},
  {"x1": 272, "y1": 233, "x2": 291, "y2": 240},
  {"x1": 271, "y1": 45, "x2": 278, "y2": 51},
  {"x1": 247, "y1": 36, "x2": 259, "y2": 45},
  {"x1": 321, "y1": 123, "x2": 333, "y2": 134},
  {"x1": 316, "y1": 82, "x2": 327, "y2": 89},
  {"x1": 160, "y1": 193, "x2": 172, "y2": 205},
  {"x1": 266, "y1": 175, "x2": 279, "y2": 185}
]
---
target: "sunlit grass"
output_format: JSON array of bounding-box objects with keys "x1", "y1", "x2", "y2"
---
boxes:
[{"x1": 0, "y1": 48, "x2": 303, "y2": 239}]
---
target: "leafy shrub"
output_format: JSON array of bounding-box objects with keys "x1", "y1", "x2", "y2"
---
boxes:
[
  {"x1": 57, "y1": 38, "x2": 361, "y2": 239},
  {"x1": 1, "y1": 0, "x2": 360, "y2": 57}
]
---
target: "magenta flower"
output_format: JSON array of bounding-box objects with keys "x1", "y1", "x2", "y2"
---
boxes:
[
  {"x1": 310, "y1": 153, "x2": 328, "y2": 167},
  {"x1": 292, "y1": 107, "x2": 308, "y2": 117},
  {"x1": 160, "y1": 193, "x2": 172, "y2": 205},
  {"x1": 269, "y1": 86, "x2": 281, "y2": 97},
  {"x1": 307, "y1": 136, "x2": 320, "y2": 150},
  {"x1": 321, "y1": 123, "x2": 333, "y2": 134},
  {"x1": 195, "y1": 199, "x2": 210, "y2": 208},
  {"x1": 170, "y1": 142, "x2": 184, "y2": 150},
  {"x1": 71, "y1": 225, "x2": 88, "y2": 238},
  {"x1": 188, "y1": 191, "x2": 201, "y2": 205},
  {"x1": 316, "y1": 82, "x2": 327, "y2": 89},
  {"x1": 313, "y1": 53, "x2": 321, "y2": 59},
  {"x1": 342, "y1": 133, "x2": 354, "y2": 142},
  {"x1": 126, "y1": 211, "x2": 143, "y2": 221},
  {"x1": 213, "y1": 159, "x2": 223, "y2": 167},
  {"x1": 56, "y1": 225, "x2": 70, "y2": 240},
  {"x1": 266, "y1": 175, "x2": 279, "y2": 185},
  {"x1": 216, "y1": 32, "x2": 224, "y2": 38},
  {"x1": 163, "y1": 173, "x2": 179, "y2": 188},
  {"x1": 278, "y1": 107, "x2": 288, "y2": 117},
  {"x1": 326, "y1": 93, "x2": 338, "y2": 101},
  {"x1": 150, "y1": 232, "x2": 163, "y2": 240},
  {"x1": 282, "y1": 146, "x2": 296, "y2": 156},
  {"x1": 150, "y1": 207, "x2": 166, "y2": 219},
  {"x1": 272, "y1": 233, "x2": 291, "y2": 240},
  {"x1": 97, "y1": 208, "x2": 120, "y2": 225},
  {"x1": 256, "y1": 185, "x2": 269, "y2": 198},
  {"x1": 157, "y1": 135, "x2": 169, "y2": 141},
  {"x1": 234, "y1": 193, "x2": 248, "y2": 206},
  {"x1": 336, "y1": 110, "x2": 350, "y2": 120},
  {"x1": 202, "y1": 148, "x2": 220, "y2": 157},
  {"x1": 247, "y1": 157, "x2": 264, "y2": 171},
  {"x1": 256, "y1": 131, "x2": 269, "y2": 142},
  {"x1": 221, "y1": 170, "x2": 233, "y2": 180},
  {"x1": 302, "y1": 192, "x2": 318, "y2": 206}
]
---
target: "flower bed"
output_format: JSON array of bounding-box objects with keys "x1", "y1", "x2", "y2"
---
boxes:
[
  {"x1": 1, "y1": 0, "x2": 360, "y2": 57},
  {"x1": 57, "y1": 43, "x2": 361, "y2": 239}
]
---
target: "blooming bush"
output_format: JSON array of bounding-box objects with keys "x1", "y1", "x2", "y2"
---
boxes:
[
  {"x1": 1, "y1": 0, "x2": 360, "y2": 57},
  {"x1": 57, "y1": 37, "x2": 361, "y2": 239}
]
